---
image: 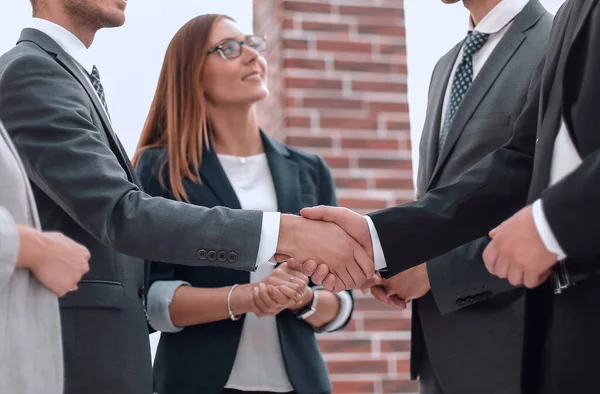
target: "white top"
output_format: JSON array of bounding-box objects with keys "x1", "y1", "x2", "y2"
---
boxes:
[
  {"x1": 532, "y1": 120, "x2": 583, "y2": 260},
  {"x1": 439, "y1": 0, "x2": 530, "y2": 132},
  {"x1": 147, "y1": 153, "x2": 353, "y2": 392}
]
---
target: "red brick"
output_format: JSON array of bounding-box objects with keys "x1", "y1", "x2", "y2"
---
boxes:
[
  {"x1": 358, "y1": 157, "x2": 412, "y2": 170},
  {"x1": 369, "y1": 101, "x2": 410, "y2": 114},
  {"x1": 338, "y1": 197, "x2": 388, "y2": 210},
  {"x1": 283, "y1": 57, "x2": 326, "y2": 70},
  {"x1": 397, "y1": 359, "x2": 411, "y2": 373},
  {"x1": 341, "y1": 137, "x2": 400, "y2": 150},
  {"x1": 282, "y1": 17, "x2": 296, "y2": 30},
  {"x1": 283, "y1": 38, "x2": 309, "y2": 50},
  {"x1": 285, "y1": 96, "x2": 298, "y2": 108},
  {"x1": 381, "y1": 339, "x2": 411, "y2": 353},
  {"x1": 318, "y1": 338, "x2": 372, "y2": 353},
  {"x1": 332, "y1": 379, "x2": 376, "y2": 393},
  {"x1": 354, "y1": 296, "x2": 400, "y2": 311},
  {"x1": 283, "y1": 1, "x2": 331, "y2": 13},
  {"x1": 317, "y1": 40, "x2": 372, "y2": 53},
  {"x1": 339, "y1": 5, "x2": 404, "y2": 18},
  {"x1": 285, "y1": 116, "x2": 310, "y2": 128},
  {"x1": 327, "y1": 359, "x2": 389, "y2": 374},
  {"x1": 364, "y1": 317, "x2": 411, "y2": 331},
  {"x1": 303, "y1": 97, "x2": 364, "y2": 110},
  {"x1": 285, "y1": 77, "x2": 343, "y2": 90},
  {"x1": 335, "y1": 60, "x2": 392, "y2": 73},
  {"x1": 322, "y1": 155, "x2": 351, "y2": 169},
  {"x1": 320, "y1": 117, "x2": 377, "y2": 130},
  {"x1": 386, "y1": 120, "x2": 411, "y2": 131},
  {"x1": 375, "y1": 177, "x2": 414, "y2": 190},
  {"x1": 335, "y1": 176, "x2": 369, "y2": 189},
  {"x1": 382, "y1": 379, "x2": 419, "y2": 393},
  {"x1": 358, "y1": 24, "x2": 406, "y2": 37},
  {"x1": 379, "y1": 43, "x2": 407, "y2": 56},
  {"x1": 302, "y1": 21, "x2": 350, "y2": 33},
  {"x1": 286, "y1": 135, "x2": 333, "y2": 148},
  {"x1": 352, "y1": 80, "x2": 407, "y2": 93}
]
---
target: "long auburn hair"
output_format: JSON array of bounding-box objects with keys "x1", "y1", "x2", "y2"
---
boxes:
[{"x1": 132, "y1": 14, "x2": 233, "y2": 202}]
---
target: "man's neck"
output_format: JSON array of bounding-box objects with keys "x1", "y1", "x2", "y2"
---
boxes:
[
  {"x1": 464, "y1": 0, "x2": 503, "y2": 26},
  {"x1": 34, "y1": 11, "x2": 96, "y2": 47},
  {"x1": 209, "y1": 105, "x2": 263, "y2": 157}
]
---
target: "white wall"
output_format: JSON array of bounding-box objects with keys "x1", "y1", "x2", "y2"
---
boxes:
[{"x1": 404, "y1": 0, "x2": 567, "y2": 186}]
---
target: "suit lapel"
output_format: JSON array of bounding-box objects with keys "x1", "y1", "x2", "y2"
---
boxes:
[
  {"x1": 428, "y1": 27, "x2": 526, "y2": 190},
  {"x1": 262, "y1": 132, "x2": 300, "y2": 215},
  {"x1": 199, "y1": 145, "x2": 242, "y2": 209},
  {"x1": 418, "y1": 44, "x2": 461, "y2": 194},
  {"x1": 18, "y1": 29, "x2": 136, "y2": 182}
]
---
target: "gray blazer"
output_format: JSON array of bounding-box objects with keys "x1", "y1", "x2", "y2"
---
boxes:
[
  {"x1": 411, "y1": 1, "x2": 552, "y2": 393},
  {"x1": 0, "y1": 120, "x2": 63, "y2": 394},
  {"x1": 0, "y1": 29, "x2": 264, "y2": 394}
]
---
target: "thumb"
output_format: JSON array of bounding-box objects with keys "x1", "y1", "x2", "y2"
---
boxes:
[
  {"x1": 300, "y1": 206, "x2": 327, "y2": 221},
  {"x1": 274, "y1": 253, "x2": 291, "y2": 262}
]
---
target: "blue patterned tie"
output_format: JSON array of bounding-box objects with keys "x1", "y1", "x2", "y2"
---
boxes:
[
  {"x1": 88, "y1": 65, "x2": 110, "y2": 117},
  {"x1": 438, "y1": 31, "x2": 490, "y2": 156}
]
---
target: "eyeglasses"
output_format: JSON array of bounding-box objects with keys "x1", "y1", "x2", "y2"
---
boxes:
[{"x1": 207, "y1": 35, "x2": 268, "y2": 60}]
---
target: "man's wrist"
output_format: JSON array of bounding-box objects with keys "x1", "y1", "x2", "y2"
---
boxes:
[
  {"x1": 277, "y1": 214, "x2": 302, "y2": 257},
  {"x1": 290, "y1": 286, "x2": 314, "y2": 312}
]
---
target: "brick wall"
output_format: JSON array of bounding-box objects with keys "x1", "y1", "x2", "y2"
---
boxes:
[{"x1": 253, "y1": 0, "x2": 415, "y2": 393}]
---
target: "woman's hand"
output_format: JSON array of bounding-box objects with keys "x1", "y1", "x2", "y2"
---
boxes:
[{"x1": 250, "y1": 261, "x2": 310, "y2": 317}]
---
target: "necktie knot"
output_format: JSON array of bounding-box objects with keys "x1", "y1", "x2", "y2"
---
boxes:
[{"x1": 463, "y1": 31, "x2": 490, "y2": 57}]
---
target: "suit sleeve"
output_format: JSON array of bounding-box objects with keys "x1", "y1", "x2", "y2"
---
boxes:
[
  {"x1": 0, "y1": 206, "x2": 19, "y2": 291},
  {"x1": 0, "y1": 53, "x2": 262, "y2": 271},
  {"x1": 368, "y1": 54, "x2": 545, "y2": 277},
  {"x1": 316, "y1": 156, "x2": 354, "y2": 332}
]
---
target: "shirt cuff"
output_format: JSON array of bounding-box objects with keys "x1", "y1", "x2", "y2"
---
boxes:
[
  {"x1": 319, "y1": 289, "x2": 353, "y2": 333},
  {"x1": 364, "y1": 215, "x2": 388, "y2": 271},
  {"x1": 0, "y1": 207, "x2": 19, "y2": 275},
  {"x1": 256, "y1": 212, "x2": 280, "y2": 266},
  {"x1": 146, "y1": 280, "x2": 190, "y2": 333},
  {"x1": 532, "y1": 199, "x2": 566, "y2": 260}
]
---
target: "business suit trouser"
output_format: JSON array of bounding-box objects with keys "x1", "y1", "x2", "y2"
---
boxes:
[{"x1": 419, "y1": 350, "x2": 448, "y2": 394}]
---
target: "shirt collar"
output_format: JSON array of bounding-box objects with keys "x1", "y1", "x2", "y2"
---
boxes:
[
  {"x1": 28, "y1": 18, "x2": 94, "y2": 74},
  {"x1": 468, "y1": 0, "x2": 530, "y2": 34}
]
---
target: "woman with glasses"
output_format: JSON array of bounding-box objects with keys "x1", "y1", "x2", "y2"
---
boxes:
[{"x1": 133, "y1": 14, "x2": 354, "y2": 394}]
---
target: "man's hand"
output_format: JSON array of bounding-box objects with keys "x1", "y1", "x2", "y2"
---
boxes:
[
  {"x1": 483, "y1": 205, "x2": 558, "y2": 288},
  {"x1": 17, "y1": 227, "x2": 90, "y2": 297},
  {"x1": 360, "y1": 272, "x2": 406, "y2": 309},
  {"x1": 384, "y1": 263, "x2": 431, "y2": 302},
  {"x1": 277, "y1": 213, "x2": 374, "y2": 293},
  {"x1": 298, "y1": 206, "x2": 374, "y2": 291}
]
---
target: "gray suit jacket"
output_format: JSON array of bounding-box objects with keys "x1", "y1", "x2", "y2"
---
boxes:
[
  {"x1": 0, "y1": 29, "x2": 264, "y2": 394},
  {"x1": 411, "y1": 2, "x2": 552, "y2": 393},
  {"x1": 0, "y1": 120, "x2": 63, "y2": 394}
]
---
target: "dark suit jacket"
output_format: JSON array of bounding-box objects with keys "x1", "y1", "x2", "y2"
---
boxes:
[
  {"x1": 369, "y1": 0, "x2": 600, "y2": 392},
  {"x1": 410, "y1": 2, "x2": 552, "y2": 393},
  {"x1": 0, "y1": 29, "x2": 267, "y2": 394},
  {"x1": 136, "y1": 131, "x2": 352, "y2": 394}
]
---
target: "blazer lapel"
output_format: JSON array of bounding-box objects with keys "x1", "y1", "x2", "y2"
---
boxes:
[
  {"x1": 199, "y1": 146, "x2": 243, "y2": 209},
  {"x1": 428, "y1": 26, "x2": 526, "y2": 190},
  {"x1": 261, "y1": 132, "x2": 300, "y2": 215},
  {"x1": 417, "y1": 44, "x2": 461, "y2": 195},
  {"x1": 18, "y1": 29, "x2": 136, "y2": 182}
]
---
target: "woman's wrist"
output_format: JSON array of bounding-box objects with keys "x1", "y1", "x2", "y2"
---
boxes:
[{"x1": 229, "y1": 283, "x2": 255, "y2": 316}]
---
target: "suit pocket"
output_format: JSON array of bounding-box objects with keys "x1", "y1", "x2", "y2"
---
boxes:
[{"x1": 59, "y1": 280, "x2": 125, "y2": 309}]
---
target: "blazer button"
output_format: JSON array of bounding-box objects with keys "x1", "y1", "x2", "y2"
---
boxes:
[
  {"x1": 207, "y1": 251, "x2": 217, "y2": 261},
  {"x1": 218, "y1": 251, "x2": 227, "y2": 262},
  {"x1": 197, "y1": 249, "x2": 207, "y2": 260},
  {"x1": 456, "y1": 299, "x2": 466, "y2": 307},
  {"x1": 465, "y1": 296, "x2": 474, "y2": 305},
  {"x1": 228, "y1": 252, "x2": 238, "y2": 263},
  {"x1": 474, "y1": 294, "x2": 483, "y2": 302}
]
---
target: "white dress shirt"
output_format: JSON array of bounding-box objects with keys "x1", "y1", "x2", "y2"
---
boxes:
[
  {"x1": 28, "y1": 18, "x2": 280, "y2": 268},
  {"x1": 368, "y1": 0, "x2": 530, "y2": 270},
  {"x1": 147, "y1": 153, "x2": 353, "y2": 392},
  {"x1": 532, "y1": 120, "x2": 582, "y2": 259}
]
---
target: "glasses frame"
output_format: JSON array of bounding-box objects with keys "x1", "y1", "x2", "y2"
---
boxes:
[{"x1": 206, "y1": 35, "x2": 268, "y2": 60}]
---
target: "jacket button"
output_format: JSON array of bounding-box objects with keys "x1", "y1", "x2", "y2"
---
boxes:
[
  {"x1": 456, "y1": 299, "x2": 466, "y2": 307},
  {"x1": 228, "y1": 252, "x2": 238, "y2": 263},
  {"x1": 465, "y1": 296, "x2": 474, "y2": 305},
  {"x1": 474, "y1": 294, "x2": 483, "y2": 302},
  {"x1": 218, "y1": 251, "x2": 227, "y2": 262},
  {"x1": 197, "y1": 249, "x2": 207, "y2": 260},
  {"x1": 207, "y1": 251, "x2": 217, "y2": 261}
]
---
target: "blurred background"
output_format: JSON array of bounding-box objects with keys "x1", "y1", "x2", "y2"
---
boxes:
[{"x1": 0, "y1": 0, "x2": 566, "y2": 392}]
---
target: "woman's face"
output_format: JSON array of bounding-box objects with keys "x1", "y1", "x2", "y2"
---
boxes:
[{"x1": 202, "y1": 18, "x2": 269, "y2": 107}]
